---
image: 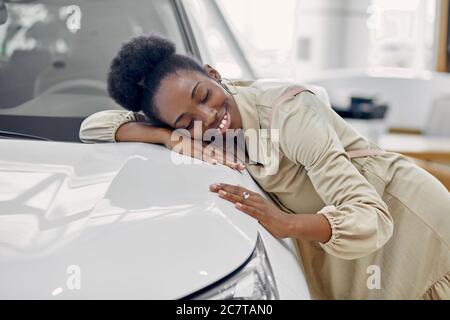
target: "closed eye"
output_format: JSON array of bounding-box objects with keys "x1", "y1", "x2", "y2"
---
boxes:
[
  {"x1": 185, "y1": 120, "x2": 194, "y2": 130},
  {"x1": 202, "y1": 89, "x2": 210, "y2": 103}
]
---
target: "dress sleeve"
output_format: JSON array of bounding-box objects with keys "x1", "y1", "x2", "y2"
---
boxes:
[
  {"x1": 79, "y1": 110, "x2": 148, "y2": 143},
  {"x1": 274, "y1": 91, "x2": 394, "y2": 260}
]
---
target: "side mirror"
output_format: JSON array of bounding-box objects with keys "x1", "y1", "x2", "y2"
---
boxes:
[{"x1": 0, "y1": 1, "x2": 7, "y2": 26}]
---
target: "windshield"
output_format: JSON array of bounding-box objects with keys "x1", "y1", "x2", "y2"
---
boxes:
[{"x1": 0, "y1": 0, "x2": 188, "y2": 142}]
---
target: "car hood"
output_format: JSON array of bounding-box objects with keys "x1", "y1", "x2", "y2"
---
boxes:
[{"x1": 0, "y1": 140, "x2": 258, "y2": 299}]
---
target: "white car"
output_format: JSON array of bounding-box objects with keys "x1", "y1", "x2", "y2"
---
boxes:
[
  {"x1": 0, "y1": 140, "x2": 311, "y2": 299},
  {"x1": 0, "y1": 0, "x2": 311, "y2": 299}
]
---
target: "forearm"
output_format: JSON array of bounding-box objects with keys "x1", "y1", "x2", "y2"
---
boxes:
[
  {"x1": 115, "y1": 121, "x2": 172, "y2": 145},
  {"x1": 285, "y1": 213, "x2": 332, "y2": 243}
]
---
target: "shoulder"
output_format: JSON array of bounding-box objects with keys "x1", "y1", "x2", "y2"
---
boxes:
[
  {"x1": 233, "y1": 79, "x2": 300, "y2": 104},
  {"x1": 277, "y1": 89, "x2": 318, "y2": 115},
  {"x1": 243, "y1": 80, "x2": 328, "y2": 112},
  {"x1": 272, "y1": 89, "x2": 330, "y2": 135},
  {"x1": 252, "y1": 80, "x2": 301, "y2": 107}
]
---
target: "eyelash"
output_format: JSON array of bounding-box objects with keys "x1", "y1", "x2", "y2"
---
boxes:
[
  {"x1": 202, "y1": 89, "x2": 210, "y2": 103},
  {"x1": 186, "y1": 120, "x2": 194, "y2": 130},
  {"x1": 184, "y1": 89, "x2": 210, "y2": 130}
]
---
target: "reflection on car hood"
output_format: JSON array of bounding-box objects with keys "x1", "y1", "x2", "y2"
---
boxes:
[{"x1": 0, "y1": 140, "x2": 258, "y2": 299}]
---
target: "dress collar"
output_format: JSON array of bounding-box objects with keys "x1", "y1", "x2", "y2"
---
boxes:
[{"x1": 232, "y1": 85, "x2": 275, "y2": 167}]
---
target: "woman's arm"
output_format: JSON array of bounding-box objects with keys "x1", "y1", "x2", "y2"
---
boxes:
[
  {"x1": 209, "y1": 183, "x2": 332, "y2": 242},
  {"x1": 79, "y1": 110, "x2": 149, "y2": 143},
  {"x1": 276, "y1": 92, "x2": 393, "y2": 259},
  {"x1": 115, "y1": 121, "x2": 171, "y2": 145},
  {"x1": 80, "y1": 110, "x2": 244, "y2": 169},
  {"x1": 80, "y1": 109, "x2": 173, "y2": 145},
  {"x1": 287, "y1": 213, "x2": 332, "y2": 243}
]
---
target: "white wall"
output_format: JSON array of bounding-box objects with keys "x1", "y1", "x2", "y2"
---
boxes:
[
  {"x1": 295, "y1": 0, "x2": 371, "y2": 80},
  {"x1": 218, "y1": 0, "x2": 297, "y2": 78}
]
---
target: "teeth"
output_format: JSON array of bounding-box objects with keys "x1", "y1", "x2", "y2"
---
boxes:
[{"x1": 217, "y1": 112, "x2": 228, "y2": 130}]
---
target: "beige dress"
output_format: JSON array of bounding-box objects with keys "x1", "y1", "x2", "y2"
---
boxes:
[{"x1": 80, "y1": 80, "x2": 450, "y2": 300}]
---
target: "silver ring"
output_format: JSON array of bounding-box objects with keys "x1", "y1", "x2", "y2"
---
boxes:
[{"x1": 242, "y1": 191, "x2": 250, "y2": 200}]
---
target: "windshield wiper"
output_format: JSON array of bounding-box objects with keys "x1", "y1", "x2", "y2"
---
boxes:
[{"x1": 0, "y1": 130, "x2": 51, "y2": 141}]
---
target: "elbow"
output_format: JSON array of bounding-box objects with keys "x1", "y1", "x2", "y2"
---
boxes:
[
  {"x1": 79, "y1": 117, "x2": 102, "y2": 143},
  {"x1": 78, "y1": 111, "x2": 118, "y2": 143},
  {"x1": 79, "y1": 117, "x2": 93, "y2": 143},
  {"x1": 319, "y1": 205, "x2": 394, "y2": 260}
]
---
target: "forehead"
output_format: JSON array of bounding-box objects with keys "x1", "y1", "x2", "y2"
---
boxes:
[{"x1": 154, "y1": 70, "x2": 206, "y2": 122}]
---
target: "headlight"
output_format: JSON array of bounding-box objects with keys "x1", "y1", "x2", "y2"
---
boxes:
[{"x1": 189, "y1": 235, "x2": 279, "y2": 300}]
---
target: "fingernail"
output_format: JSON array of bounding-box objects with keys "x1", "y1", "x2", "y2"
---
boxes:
[
  {"x1": 235, "y1": 203, "x2": 242, "y2": 208},
  {"x1": 219, "y1": 190, "x2": 227, "y2": 196},
  {"x1": 210, "y1": 184, "x2": 218, "y2": 189}
]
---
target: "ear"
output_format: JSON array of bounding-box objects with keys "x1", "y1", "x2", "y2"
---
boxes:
[{"x1": 204, "y1": 64, "x2": 222, "y2": 82}]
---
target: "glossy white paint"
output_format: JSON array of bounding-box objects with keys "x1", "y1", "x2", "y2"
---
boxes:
[{"x1": 0, "y1": 139, "x2": 310, "y2": 299}]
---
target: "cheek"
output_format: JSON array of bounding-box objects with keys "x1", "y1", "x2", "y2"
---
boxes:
[{"x1": 228, "y1": 102, "x2": 240, "y2": 128}]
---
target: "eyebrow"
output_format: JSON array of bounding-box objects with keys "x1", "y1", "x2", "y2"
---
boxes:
[{"x1": 174, "y1": 81, "x2": 201, "y2": 127}]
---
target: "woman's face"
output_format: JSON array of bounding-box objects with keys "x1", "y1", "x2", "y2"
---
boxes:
[{"x1": 152, "y1": 65, "x2": 243, "y2": 140}]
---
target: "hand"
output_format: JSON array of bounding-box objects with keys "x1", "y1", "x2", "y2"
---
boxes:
[
  {"x1": 209, "y1": 183, "x2": 293, "y2": 239},
  {"x1": 164, "y1": 134, "x2": 245, "y2": 172}
]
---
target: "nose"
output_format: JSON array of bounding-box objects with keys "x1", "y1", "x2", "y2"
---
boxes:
[{"x1": 199, "y1": 106, "x2": 217, "y2": 128}]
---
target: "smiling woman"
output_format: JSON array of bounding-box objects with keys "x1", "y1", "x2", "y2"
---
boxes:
[
  {"x1": 80, "y1": 34, "x2": 450, "y2": 300},
  {"x1": 92, "y1": 35, "x2": 246, "y2": 169}
]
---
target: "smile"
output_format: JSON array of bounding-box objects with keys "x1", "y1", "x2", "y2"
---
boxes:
[{"x1": 217, "y1": 104, "x2": 231, "y2": 134}]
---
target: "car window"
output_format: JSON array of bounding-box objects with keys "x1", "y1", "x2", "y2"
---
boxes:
[
  {"x1": 0, "y1": 0, "x2": 188, "y2": 109},
  {"x1": 181, "y1": 0, "x2": 254, "y2": 80},
  {"x1": 0, "y1": 0, "x2": 187, "y2": 141}
]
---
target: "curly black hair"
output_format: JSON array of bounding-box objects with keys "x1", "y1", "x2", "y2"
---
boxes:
[{"x1": 107, "y1": 34, "x2": 206, "y2": 120}]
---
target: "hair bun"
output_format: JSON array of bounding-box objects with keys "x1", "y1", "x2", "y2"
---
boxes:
[{"x1": 107, "y1": 35, "x2": 176, "y2": 112}]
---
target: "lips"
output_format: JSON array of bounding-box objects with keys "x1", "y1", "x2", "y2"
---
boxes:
[{"x1": 216, "y1": 105, "x2": 231, "y2": 134}]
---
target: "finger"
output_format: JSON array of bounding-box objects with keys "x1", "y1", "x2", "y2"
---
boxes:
[
  {"x1": 202, "y1": 150, "x2": 243, "y2": 171},
  {"x1": 235, "y1": 202, "x2": 262, "y2": 220},
  {"x1": 211, "y1": 150, "x2": 225, "y2": 163},
  {"x1": 200, "y1": 152, "x2": 221, "y2": 166},
  {"x1": 217, "y1": 155, "x2": 245, "y2": 171},
  {"x1": 223, "y1": 152, "x2": 246, "y2": 171},
  {"x1": 226, "y1": 162, "x2": 246, "y2": 171},
  {"x1": 209, "y1": 183, "x2": 235, "y2": 193},
  {"x1": 206, "y1": 159, "x2": 218, "y2": 165},
  {"x1": 215, "y1": 183, "x2": 256, "y2": 197},
  {"x1": 224, "y1": 153, "x2": 239, "y2": 166},
  {"x1": 217, "y1": 189, "x2": 264, "y2": 208},
  {"x1": 216, "y1": 183, "x2": 243, "y2": 195},
  {"x1": 209, "y1": 184, "x2": 220, "y2": 192},
  {"x1": 207, "y1": 147, "x2": 245, "y2": 171},
  {"x1": 209, "y1": 183, "x2": 249, "y2": 193},
  {"x1": 205, "y1": 151, "x2": 242, "y2": 172}
]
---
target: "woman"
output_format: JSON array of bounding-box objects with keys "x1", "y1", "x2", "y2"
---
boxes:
[{"x1": 80, "y1": 35, "x2": 450, "y2": 299}]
